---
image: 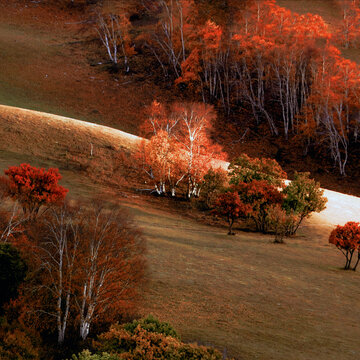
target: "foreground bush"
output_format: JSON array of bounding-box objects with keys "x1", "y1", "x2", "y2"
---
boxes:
[
  {"x1": 123, "y1": 315, "x2": 179, "y2": 339},
  {"x1": 74, "y1": 316, "x2": 223, "y2": 360},
  {"x1": 71, "y1": 350, "x2": 117, "y2": 360}
]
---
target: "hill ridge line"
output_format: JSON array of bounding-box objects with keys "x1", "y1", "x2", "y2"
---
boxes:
[{"x1": 0, "y1": 104, "x2": 142, "y2": 144}]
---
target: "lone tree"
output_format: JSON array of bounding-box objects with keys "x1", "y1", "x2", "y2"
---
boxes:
[
  {"x1": 283, "y1": 172, "x2": 327, "y2": 235},
  {"x1": 214, "y1": 191, "x2": 252, "y2": 235},
  {"x1": 329, "y1": 222, "x2": 360, "y2": 270},
  {"x1": 4, "y1": 164, "x2": 68, "y2": 219}
]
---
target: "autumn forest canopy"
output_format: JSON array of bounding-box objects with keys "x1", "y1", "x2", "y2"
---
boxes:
[{"x1": 87, "y1": 0, "x2": 360, "y2": 178}]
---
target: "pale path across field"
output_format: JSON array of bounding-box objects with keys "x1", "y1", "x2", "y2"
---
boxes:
[{"x1": 0, "y1": 104, "x2": 359, "y2": 234}]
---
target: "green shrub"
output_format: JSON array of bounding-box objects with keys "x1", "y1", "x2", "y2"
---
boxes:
[
  {"x1": 282, "y1": 172, "x2": 327, "y2": 235},
  {"x1": 229, "y1": 154, "x2": 286, "y2": 187},
  {"x1": 123, "y1": 315, "x2": 179, "y2": 339},
  {"x1": 199, "y1": 168, "x2": 228, "y2": 209},
  {"x1": 71, "y1": 350, "x2": 118, "y2": 360}
]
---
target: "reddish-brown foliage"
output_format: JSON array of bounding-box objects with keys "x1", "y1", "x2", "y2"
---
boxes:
[
  {"x1": 214, "y1": 191, "x2": 252, "y2": 235},
  {"x1": 236, "y1": 180, "x2": 284, "y2": 233},
  {"x1": 92, "y1": 318, "x2": 223, "y2": 359},
  {"x1": 329, "y1": 221, "x2": 360, "y2": 270},
  {"x1": 12, "y1": 201, "x2": 146, "y2": 344},
  {"x1": 4, "y1": 164, "x2": 68, "y2": 219}
]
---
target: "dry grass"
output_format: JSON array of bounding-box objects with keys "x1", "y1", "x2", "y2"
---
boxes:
[
  {"x1": 121, "y1": 199, "x2": 360, "y2": 360},
  {"x1": 0, "y1": 0, "x2": 176, "y2": 134}
]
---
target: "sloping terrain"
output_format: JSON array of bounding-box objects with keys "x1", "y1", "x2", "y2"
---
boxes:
[
  {"x1": 0, "y1": 104, "x2": 359, "y2": 232},
  {"x1": 1, "y1": 1, "x2": 360, "y2": 358}
]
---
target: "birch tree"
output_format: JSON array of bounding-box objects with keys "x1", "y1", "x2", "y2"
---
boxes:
[
  {"x1": 96, "y1": 13, "x2": 134, "y2": 72},
  {"x1": 31, "y1": 203, "x2": 81, "y2": 344},
  {"x1": 76, "y1": 202, "x2": 145, "y2": 340}
]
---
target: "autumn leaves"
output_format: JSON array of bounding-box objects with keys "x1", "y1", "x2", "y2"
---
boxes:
[
  {"x1": 123, "y1": 0, "x2": 360, "y2": 176},
  {"x1": 0, "y1": 164, "x2": 145, "y2": 345},
  {"x1": 137, "y1": 101, "x2": 226, "y2": 198}
]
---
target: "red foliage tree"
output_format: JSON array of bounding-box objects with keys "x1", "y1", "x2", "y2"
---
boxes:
[
  {"x1": 329, "y1": 221, "x2": 360, "y2": 270},
  {"x1": 4, "y1": 164, "x2": 68, "y2": 219},
  {"x1": 236, "y1": 180, "x2": 284, "y2": 233},
  {"x1": 214, "y1": 191, "x2": 252, "y2": 235}
]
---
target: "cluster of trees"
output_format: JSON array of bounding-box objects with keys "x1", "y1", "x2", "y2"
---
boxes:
[
  {"x1": 138, "y1": 114, "x2": 327, "y2": 242},
  {"x1": 211, "y1": 155, "x2": 327, "y2": 240},
  {"x1": 137, "y1": 101, "x2": 226, "y2": 198},
  {"x1": 93, "y1": 0, "x2": 360, "y2": 176},
  {"x1": 0, "y1": 164, "x2": 145, "y2": 358}
]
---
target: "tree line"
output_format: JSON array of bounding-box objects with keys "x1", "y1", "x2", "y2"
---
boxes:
[{"x1": 93, "y1": 0, "x2": 360, "y2": 176}]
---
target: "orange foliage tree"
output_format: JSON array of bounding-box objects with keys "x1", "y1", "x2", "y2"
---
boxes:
[
  {"x1": 329, "y1": 221, "x2": 360, "y2": 270},
  {"x1": 4, "y1": 164, "x2": 68, "y2": 219},
  {"x1": 140, "y1": 0, "x2": 360, "y2": 175},
  {"x1": 300, "y1": 46, "x2": 360, "y2": 175},
  {"x1": 138, "y1": 101, "x2": 226, "y2": 198},
  {"x1": 236, "y1": 180, "x2": 284, "y2": 233}
]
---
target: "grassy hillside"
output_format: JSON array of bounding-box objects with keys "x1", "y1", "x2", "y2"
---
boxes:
[
  {"x1": 129, "y1": 199, "x2": 360, "y2": 360},
  {"x1": 0, "y1": 0, "x2": 175, "y2": 134}
]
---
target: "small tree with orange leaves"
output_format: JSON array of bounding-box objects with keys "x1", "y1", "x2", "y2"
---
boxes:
[
  {"x1": 329, "y1": 221, "x2": 360, "y2": 270},
  {"x1": 214, "y1": 190, "x2": 252, "y2": 235}
]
